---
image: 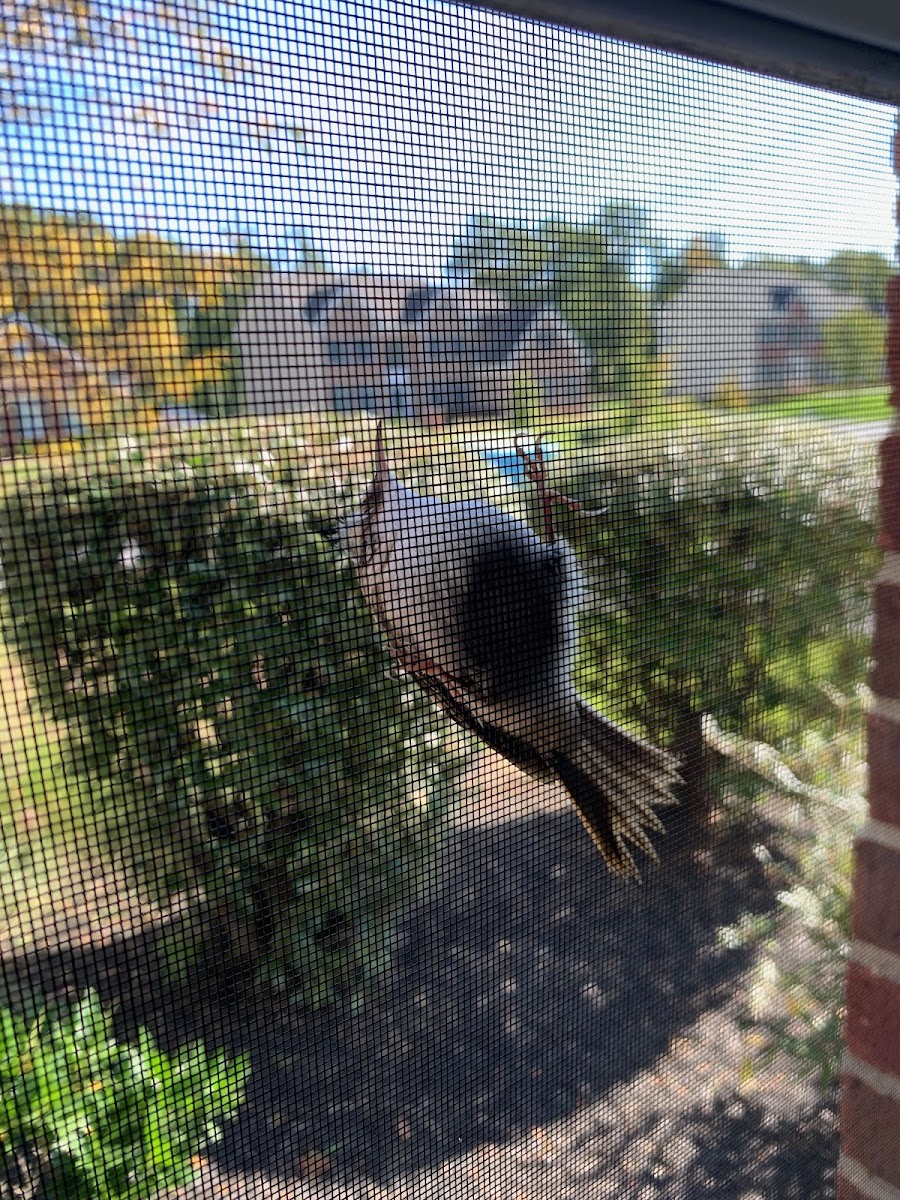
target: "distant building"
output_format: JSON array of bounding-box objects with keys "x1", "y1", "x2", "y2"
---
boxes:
[
  {"x1": 0, "y1": 315, "x2": 90, "y2": 456},
  {"x1": 233, "y1": 273, "x2": 592, "y2": 419},
  {"x1": 655, "y1": 270, "x2": 865, "y2": 400}
]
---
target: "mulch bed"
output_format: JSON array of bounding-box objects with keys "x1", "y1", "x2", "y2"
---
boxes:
[{"x1": 2, "y1": 757, "x2": 837, "y2": 1199}]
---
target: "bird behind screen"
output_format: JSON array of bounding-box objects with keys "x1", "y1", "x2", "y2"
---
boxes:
[{"x1": 344, "y1": 429, "x2": 680, "y2": 878}]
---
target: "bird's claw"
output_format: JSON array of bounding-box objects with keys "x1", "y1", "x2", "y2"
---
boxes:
[{"x1": 514, "y1": 433, "x2": 606, "y2": 545}]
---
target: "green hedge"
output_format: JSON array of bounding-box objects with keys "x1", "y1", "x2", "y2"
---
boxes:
[
  {"x1": 1, "y1": 990, "x2": 247, "y2": 1199},
  {"x1": 542, "y1": 419, "x2": 878, "y2": 790},
  {"x1": 0, "y1": 424, "x2": 460, "y2": 1006}
]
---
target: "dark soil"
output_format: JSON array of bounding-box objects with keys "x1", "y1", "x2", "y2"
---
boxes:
[{"x1": 1, "y1": 758, "x2": 838, "y2": 1199}]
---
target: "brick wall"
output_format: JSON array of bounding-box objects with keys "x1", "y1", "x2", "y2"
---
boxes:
[{"x1": 836, "y1": 126, "x2": 900, "y2": 1200}]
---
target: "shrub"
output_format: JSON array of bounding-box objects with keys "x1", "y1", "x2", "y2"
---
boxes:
[
  {"x1": 765, "y1": 686, "x2": 865, "y2": 1089},
  {"x1": 821, "y1": 309, "x2": 886, "y2": 386},
  {"x1": 0, "y1": 989, "x2": 247, "y2": 1199},
  {"x1": 539, "y1": 419, "x2": 877, "y2": 798},
  {"x1": 0, "y1": 422, "x2": 461, "y2": 1005},
  {"x1": 710, "y1": 375, "x2": 751, "y2": 409},
  {"x1": 716, "y1": 685, "x2": 866, "y2": 1091},
  {"x1": 509, "y1": 369, "x2": 544, "y2": 426}
]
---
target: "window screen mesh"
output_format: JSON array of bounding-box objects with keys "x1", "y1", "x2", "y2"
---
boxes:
[{"x1": 0, "y1": 3, "x2": 891, "y2": 1198}]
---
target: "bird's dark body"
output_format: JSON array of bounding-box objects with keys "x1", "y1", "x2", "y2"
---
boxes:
[{"x1": 457, "y1": 535, "x2": 567, "y2": 702}]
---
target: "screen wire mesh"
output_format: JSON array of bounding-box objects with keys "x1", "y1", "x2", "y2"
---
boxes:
[{"x1": 0, "y1": 3, "x2": 892, "y2": 1197}]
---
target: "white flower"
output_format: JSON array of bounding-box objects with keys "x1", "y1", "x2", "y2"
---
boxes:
[{"x1": 119, "y1": 540, "x2": 143, "y2": 571}]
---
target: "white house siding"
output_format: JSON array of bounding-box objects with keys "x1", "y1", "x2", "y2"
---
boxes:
[{"x1": 656, "y1": 269, "x2": 864, "y2": 399}]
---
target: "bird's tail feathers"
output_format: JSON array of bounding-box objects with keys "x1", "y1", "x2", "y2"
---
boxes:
[{"x1": 550, "y1": 704, "x2": 680, "y2": 879}]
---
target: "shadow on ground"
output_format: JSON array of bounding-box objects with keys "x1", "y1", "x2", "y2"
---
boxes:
[
  {"x1": 2, "y1": 800, "x2": 801, "y2": 1191},
  {"x1": 620, "y1": 1094, "x2": 838, "y2": 1198}
]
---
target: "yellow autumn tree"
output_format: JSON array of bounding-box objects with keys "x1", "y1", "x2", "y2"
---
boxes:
[
  {"x1": 106, "y1": 232, "x2": 259, "y2": 411},
  {"x1": 0, "y1": 1, "x2": 292, "y2": 146},
  {"x1": 109, "y1": 293, "x2": 228, "y2": 407},
  {"x1": 683, "y1": 234, "x2": 728, "y2": 273},
  {"x1": 0, "y1": 205, "x2": 264, "y2": 439}
]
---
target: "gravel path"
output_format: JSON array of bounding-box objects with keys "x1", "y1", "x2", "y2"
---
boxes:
[{"x1": 179, "y1": 756, "x2": 837, "y2": 1199}]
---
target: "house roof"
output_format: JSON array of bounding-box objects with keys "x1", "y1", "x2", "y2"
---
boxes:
[
  {"x1": 0, "y1": 314, "x2": 89, "y2": 369},
  {"x1": 661, "y1": 268, "x2": 866, "y2": 306},
  {"x1": 237, "y1": 272, "x2": 572, "y2": 364},
  {"x1": 467, "y1": 305, "x2": 547, "y2": 364}
]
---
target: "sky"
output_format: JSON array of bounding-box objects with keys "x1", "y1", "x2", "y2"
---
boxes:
[{"x1": 0, "y1": 0, "x2": 896, "y2": 277}]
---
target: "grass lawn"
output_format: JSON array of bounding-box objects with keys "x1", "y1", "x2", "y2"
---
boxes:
[
  {"x1": 747, "y1": 386, "x2": 891, "y2": 423},
  {"x1": 0, "y1": 640, "x2": 175, "y2": 966},
  {"x1": 519, "y1": 387, "x2": 891, "y2": 443}
]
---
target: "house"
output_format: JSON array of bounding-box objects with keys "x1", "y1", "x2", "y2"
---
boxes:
[
  {"x1": 0, "y1": 315, "x2": 91, "y2": 456},
  {"x1": 655, "y1": 270, "x2": 865, "y2": 400},
  {"x1": 233, "y1": 273, "x2": 592, "y2": 419}
]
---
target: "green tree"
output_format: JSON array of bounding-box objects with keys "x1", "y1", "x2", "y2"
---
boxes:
[
  {"x1": 445, "y1": 214, "x2": 551, "y2": 300},
  {"x1": 821, "y1": 308, "x2": 886, "y2": 385},
  {"x1": 821, "y1": 249, "x2": 893, "y2": 312},
  {"x1": 446, "y1": 206, "x2": 656, "y2": 398},
  {"x1": 653, "y1": 232, "x2": 728, "y2": 302}
]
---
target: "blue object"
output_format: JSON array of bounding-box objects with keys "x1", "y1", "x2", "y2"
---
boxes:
[
  {"x1": 479, "y1": 441, "x2": 560, "y2": 485},
  {"x1": 158, "y1": 406, "x2": 210, "y2": 426}
]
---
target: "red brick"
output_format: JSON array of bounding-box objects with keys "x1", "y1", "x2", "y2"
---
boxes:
[
  {"x1": 845, "y1": 963, "x2": 900, "y2": 1077},
  {"x1": 836, "y1": 1173, "x2": 870, "y2": 1200},
  {"x1": 853, "y1": 840, "x2": 900, "y2": 957},
  {"x1": 879, "y1": 438, "x2": 900, "y2": 549},
  {"x1": 871, "y1": 583, "x2": 900, "y2": 692},
  {"x1": 867, "y1": 714, "x2": 900, "y2": 827},
  {"x1": 889, "y1": 278, "x2": 900, "y2": 399},
  {"x1": 841, "y1": 1073, "x2": 900, "y2": 1190}
]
